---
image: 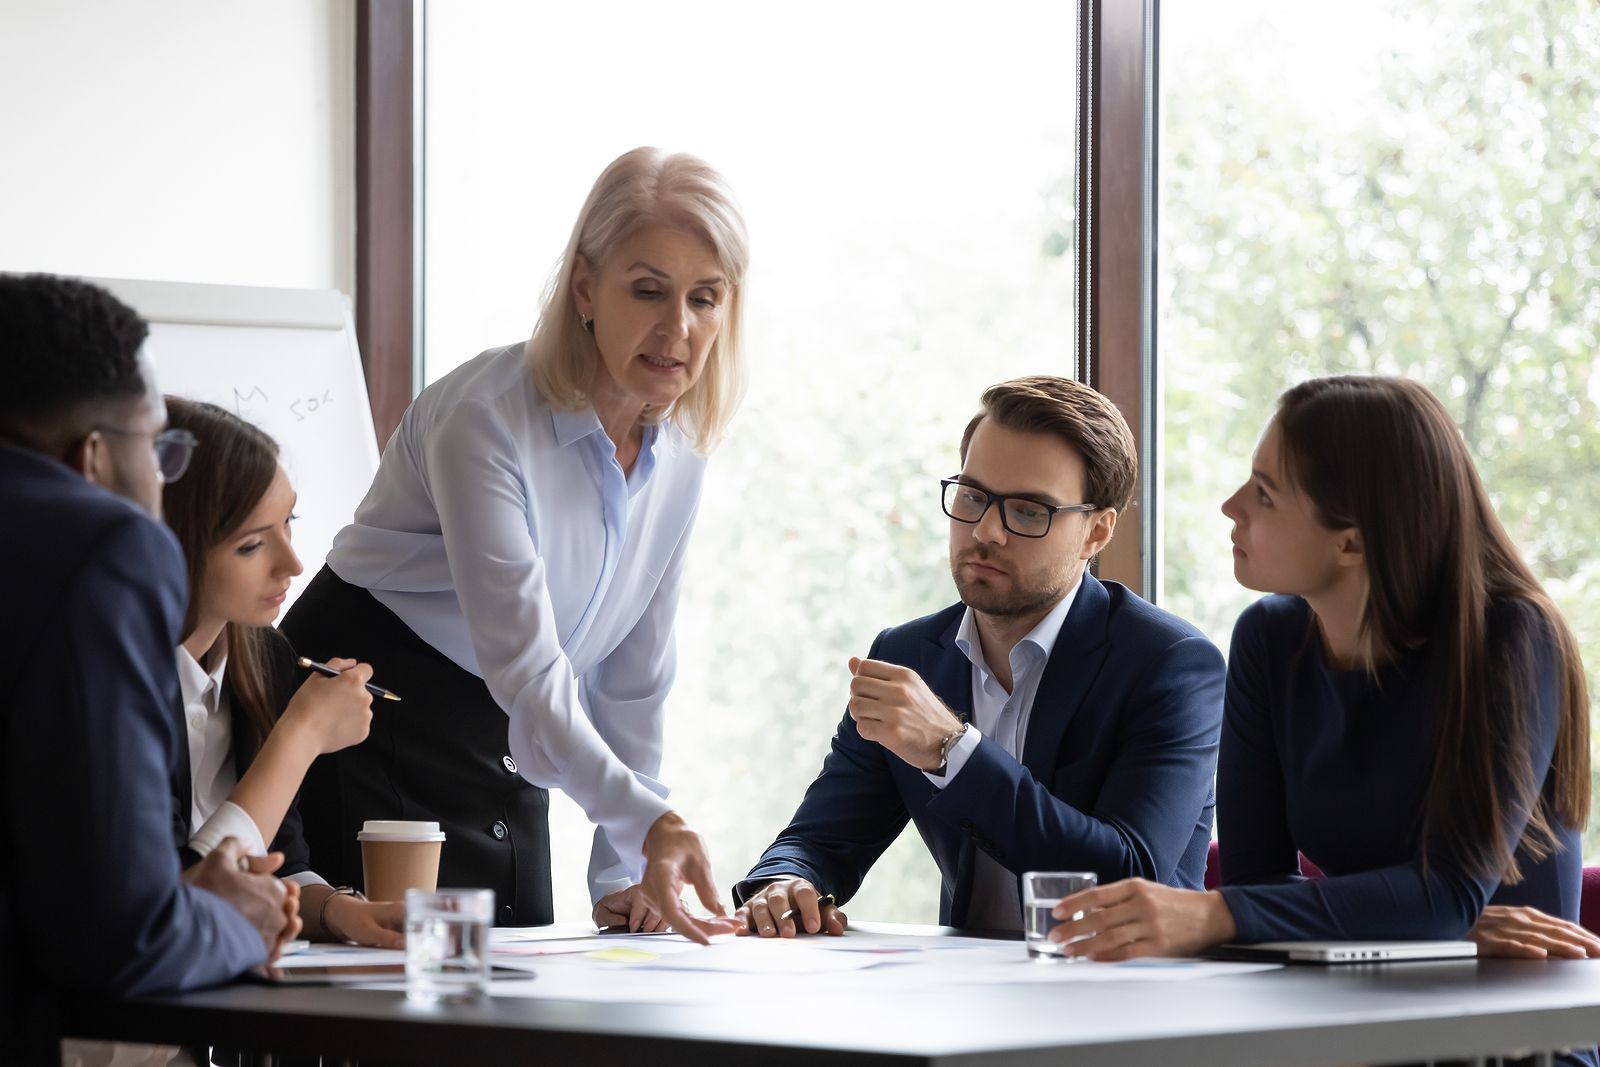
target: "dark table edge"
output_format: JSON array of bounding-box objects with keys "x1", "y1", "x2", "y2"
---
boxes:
[{"x1": 62, "y1": 990, "x2": 1600, "y2": 1067}]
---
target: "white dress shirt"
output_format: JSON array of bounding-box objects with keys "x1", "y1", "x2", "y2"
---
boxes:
[
  {"x1": 924, "y1": 576, "x2": 1082, "y2": 930},
  {"x1": 325, "y1": 342, "x2": 705, "y2": 900},
  {"x1": 176, "y1": 645, "x2": 265, "y2": 859},
  {"x1": 177, "y1": 645, "x2": 327, "y2": 887}
]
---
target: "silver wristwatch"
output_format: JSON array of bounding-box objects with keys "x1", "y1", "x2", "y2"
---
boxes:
[{"x1": 934, "y1": 721, "x2": 970, "y2": 774}]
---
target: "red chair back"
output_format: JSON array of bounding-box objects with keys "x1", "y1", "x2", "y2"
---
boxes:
[
  {"x1": 1582, "y1": 868, "x2": 1600, "y2": 934},
  {"x1": 1205, "y1": 839, "x2": 1324, "y2": 889}
]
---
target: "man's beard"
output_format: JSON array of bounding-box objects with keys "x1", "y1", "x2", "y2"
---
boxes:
[{"x1": 951, "y1": 550, "x2": 1075, "y2": 618}]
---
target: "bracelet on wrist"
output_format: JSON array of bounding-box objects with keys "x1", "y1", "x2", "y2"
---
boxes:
[
  {"x1": 933, "y1": 721, "x2": 970, "y2": 773},
  {"x1": 318, "y1": 885, "x2": 367, "y2": 942}
]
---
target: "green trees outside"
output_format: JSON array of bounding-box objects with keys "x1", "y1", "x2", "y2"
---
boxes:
[
  {"x1": 545, "y1": 0, "x2": 1597, "y2": 924},
  {"x1": 1158, "y1": 0, "x2": 1600, "y2": 847}
]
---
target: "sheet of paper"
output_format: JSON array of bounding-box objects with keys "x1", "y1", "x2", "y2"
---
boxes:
[
  {"x1": 632, "y1": 937, "x2": 897, "y2": 975},
  {"x1": 306, "y1": 926, "x2": 1281, "y2": 996},
  {"x1": 272, "y1": 946, "x2": 406, "y2": 969},
  {"x1": 477, "y1": 932, "x2": 1282, "y2": 1001}
]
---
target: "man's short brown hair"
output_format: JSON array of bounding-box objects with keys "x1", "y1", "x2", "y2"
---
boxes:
[{"x1": 959, "y1": 376, "x2": 1138, "y2": 513}]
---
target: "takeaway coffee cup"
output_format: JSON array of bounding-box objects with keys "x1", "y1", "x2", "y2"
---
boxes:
[{"x1": 358, "y1": 820, "x2": 446, "y2": 902}]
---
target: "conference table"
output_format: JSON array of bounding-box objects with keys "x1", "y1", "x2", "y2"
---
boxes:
[{"x1": 63, "y1": 922, "x2": 1600, "y2": 1066}]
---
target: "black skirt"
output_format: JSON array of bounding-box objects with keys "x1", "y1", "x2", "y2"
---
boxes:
[{"x1": 280, "y1": 566, "x2": 553, "y2": 926}]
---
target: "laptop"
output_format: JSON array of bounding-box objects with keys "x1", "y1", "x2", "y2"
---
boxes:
[{"x1": 1207, "y1": 940, "x2": 1478, "y2": 964}]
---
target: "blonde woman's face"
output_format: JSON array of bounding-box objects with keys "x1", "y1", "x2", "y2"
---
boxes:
[{"x1": 571, "y1": 225, "x2": 727, "y2": 412}]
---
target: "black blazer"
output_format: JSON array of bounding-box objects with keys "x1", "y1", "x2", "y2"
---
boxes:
[
  {"x1": 1, "y1": 444, "x2": 264, "y2": 1060},
  {"x1": 170, "y1": 628, "x2": 314, "y2": 878}
]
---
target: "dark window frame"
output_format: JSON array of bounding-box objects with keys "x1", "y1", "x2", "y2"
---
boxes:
[
  {"x1": 1080, "y1": 0, "x2": 1158, "y2": 597},
  {"x1": 354, "y1": 0, "x2": 418, "y2": 446}
]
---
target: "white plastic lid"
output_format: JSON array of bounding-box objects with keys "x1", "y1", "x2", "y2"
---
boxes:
[{"x1": 357, "y1": 820, "x2": 446, "y2": 842}]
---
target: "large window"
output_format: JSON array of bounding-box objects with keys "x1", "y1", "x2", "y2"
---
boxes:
[
  {"x1": 1158, "y1": 0, "x2": 1600, "y2": 844},
  {"x1": 424, "y1": 1, "x2": 1079, "y2": 922}
]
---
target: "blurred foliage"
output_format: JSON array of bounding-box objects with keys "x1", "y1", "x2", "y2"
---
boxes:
[
  {"x1": 549, "y1": 0, "x2": 1599, "y2": 923},
  {"x1": 1157, "y1": 1, "x2": 1600, "y2": 848},
  {"x1": 547, "y1": 161, "x2": 1077, "y2": 924}
]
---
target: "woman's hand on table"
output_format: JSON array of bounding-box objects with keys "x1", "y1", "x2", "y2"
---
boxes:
[
  {"x1": 593, "y1": 884, "x2": 671, "y2": 933},
  {"x1": 1469, "y1": 905, "x2": 1600, "y2": 959},
  {"x1": 639, "y1": 811, "x2": 742, "y2": 945},
  {"x1": 324, "y1": 895, "x2": 406, "y2": 949},
  {"x1": 1049, "y1": 878, "x2": 1237, "y2": 961}
]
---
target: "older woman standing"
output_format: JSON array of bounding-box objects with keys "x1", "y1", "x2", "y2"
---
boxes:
[{"x1": 282, "y1": 148, "x2": 747, "y2": 941}]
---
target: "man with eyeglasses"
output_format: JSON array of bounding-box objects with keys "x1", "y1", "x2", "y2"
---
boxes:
[
  {"x1": 0, "y1": 274, "x2": 295, "y2": 1061},
  {"x1": 734, "y1": 376, "x2": 1225, "y2": 939}
]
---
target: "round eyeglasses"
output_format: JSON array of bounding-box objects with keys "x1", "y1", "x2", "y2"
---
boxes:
[{"x1": 94, "y1": 425, "x2": 198, "y2": 484}]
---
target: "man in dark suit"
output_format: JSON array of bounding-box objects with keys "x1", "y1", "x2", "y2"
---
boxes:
[
  {"x1": 0, "y1": 274, "x2": 297, "y2": 1060},
  {"x1": 736, "y1": 376, "x2": 1225, "y2": 937}
]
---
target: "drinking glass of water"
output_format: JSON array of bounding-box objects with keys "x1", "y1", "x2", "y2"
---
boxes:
[
  {"x1": 405, "y1": 888, "x2": 494, "y2": 1002},
  {"x1": 1022, "y1": 871, "x2": 1097, "y2": 961}
]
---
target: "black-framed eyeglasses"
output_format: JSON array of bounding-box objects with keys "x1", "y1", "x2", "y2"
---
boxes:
[
  {"x1": 94, "y1": 425, "x2": 198, "y2": 484},
  {"x1": 940, "y1": 478, "x2": 1099, "y2": 539}
]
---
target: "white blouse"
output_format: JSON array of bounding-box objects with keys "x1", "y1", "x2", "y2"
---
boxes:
[
  {"x1": 176, "y1": 645, "x2": 261, "y2": 857},
  {"x1": 176, "y1": 645, "x2": 328, "y2": 888},
  {"x1": 325, "y1": 343, "x2": 705, "y2": 899}
]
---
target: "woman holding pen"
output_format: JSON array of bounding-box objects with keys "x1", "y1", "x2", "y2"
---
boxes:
[
  {"x1": 282, "y1": 147, "x2": 749, "y2": 940},
  {"x1": 162, "y1": 397, "x2": 406, "y2": 948}
]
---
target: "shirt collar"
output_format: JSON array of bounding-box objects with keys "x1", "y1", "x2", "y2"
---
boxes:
[
  {"x1": 549, "y1": 404, "x2": 603, "y2": 448},
  {"x1": 176, "y1": 642, "x2": 229, "y2": 710},
  {"x1": 549, "y1": 405, "x2": 663, "y2": 472},
  {"x1": 954, "y1": 571, "x2": 1084, "y2": 678}
]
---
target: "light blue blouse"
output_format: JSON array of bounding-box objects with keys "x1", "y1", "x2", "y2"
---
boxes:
[{"x1": 326, "y1": 342, "x2": 705, "y2": 900}]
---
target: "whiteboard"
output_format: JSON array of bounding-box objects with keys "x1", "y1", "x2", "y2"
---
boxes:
[{"x1": 94, "y1": 278, "x2": 382, "y2": 613}]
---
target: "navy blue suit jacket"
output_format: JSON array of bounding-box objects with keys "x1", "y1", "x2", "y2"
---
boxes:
[
  {"x1": 741, "y1": 574, "x2": 1225, "y2": 927},
  {"x1": 0, "y1": 444, "x2": 263, "y2": 1059}
]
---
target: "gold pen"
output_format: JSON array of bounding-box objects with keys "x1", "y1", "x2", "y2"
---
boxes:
[{"x1": 296, "y1": 656, "x2": 403, "y2": 702}]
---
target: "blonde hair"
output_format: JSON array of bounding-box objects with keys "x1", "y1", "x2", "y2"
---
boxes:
[{"x1": 527, "y1": 147, "x2": 749, "y2": 453}]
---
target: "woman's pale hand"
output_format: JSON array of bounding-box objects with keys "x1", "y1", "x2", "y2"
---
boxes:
[
  {"x1": 1468, "y1": 905, "x2": 1600, "y2": 959},
  {"x1": 1049, "y1": 878, "x2": 1238, "y2": 961},
  {"x1": 281, "y1": 657, "x2": 374, "y2": 755},
  {"x1": 593, "y1": 884, "x2": 671, "y2": 933},
  {"x1": 324, "y1": 895, "x2": 406, "y2": 949},
  {"x1": 639, "y1": 811, "x2": 742, "y2": 945}
]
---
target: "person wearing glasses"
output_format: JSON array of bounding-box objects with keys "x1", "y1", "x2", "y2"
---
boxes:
[
  {"x1": 281, "y1": 148, "x2": 748, "y2": 941},
  {"x1": 161, "y1": 398, "x2": 407, "y2": 949},
  {"x1": 0, "y1": 275, "x2": 295, "y2": 1061},
  {"x1": 733, "y1": 376, "x2": 1225, "y2": 938}
]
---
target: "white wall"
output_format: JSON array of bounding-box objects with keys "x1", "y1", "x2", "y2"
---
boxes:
[{"x1": 0, "y1": 1, "x2": 355, "y2": 295}]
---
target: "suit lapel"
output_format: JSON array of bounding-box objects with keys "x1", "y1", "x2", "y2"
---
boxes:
[
  {"x1": 1019, "y1": 573, "x2": 1112, "y2": 781},
  {"x1": 922, "y1": 612, "x2": 975, "y2": 925},
  {"x1": 226, "y1": 676, "x2": 263, "y2": 782},
  {"x1": 921, "y1": 612, "x2": 973, "y2": 723}
]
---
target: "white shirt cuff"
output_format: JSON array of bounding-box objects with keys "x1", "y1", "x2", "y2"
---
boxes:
[
  {"x1": 286, "y1": 870, "x2": 330, "y2": 888},
  {"x1": 923, "y1": 724, "x2": 983, "y2": 788},
  {"x1": 600, "y1": 776, "x2": 675, "y2": 879},
  {"x1": 188, "y1": 800, "x2": 268, "y2": 858}
]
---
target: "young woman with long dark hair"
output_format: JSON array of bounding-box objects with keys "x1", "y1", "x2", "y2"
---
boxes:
[
  {"x1": 1042, "y1": 376, "x2": 1591, "y2": 980},
  {"x1": 163, "y1": 397, "x2": 404, "y2": 948}
]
